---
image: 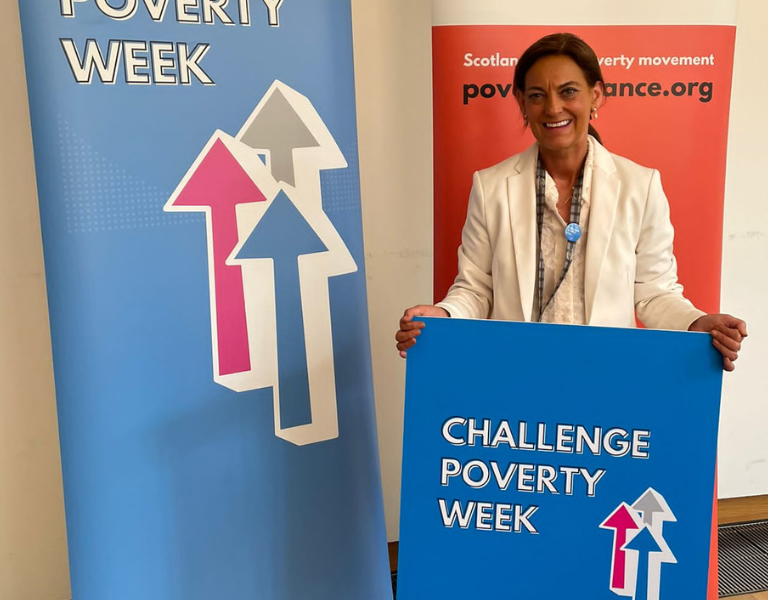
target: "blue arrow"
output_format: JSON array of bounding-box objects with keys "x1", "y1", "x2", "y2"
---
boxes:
[
  {"x1": 237, "y1": 191, "x2": 328, "y2": 428},
  {"x1": 624, "y1": 525, "x2": 663, "y2": 600}
]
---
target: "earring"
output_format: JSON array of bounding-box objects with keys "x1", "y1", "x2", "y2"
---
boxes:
[
  {"x1": 523, "y1": 114, "x2": 529, "y2": 126},
  {"x1": 591, "y1": 107, "x2": 598, "y2": 120}
]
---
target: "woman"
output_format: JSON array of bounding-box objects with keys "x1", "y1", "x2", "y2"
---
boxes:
[{"x1": 396, "y1": 33, "x2": 746, "y2": 370}]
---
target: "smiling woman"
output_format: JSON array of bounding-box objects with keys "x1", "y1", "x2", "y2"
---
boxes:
[
  {"x1": 395, "y1": 32, "x2": 748, "y2": 372},
  {"x1": 516, "y1": 53, "x2": 602, "y2": 193},
  {"x1": 513, "y1": 35, "x2": 605, "y2": 149}
]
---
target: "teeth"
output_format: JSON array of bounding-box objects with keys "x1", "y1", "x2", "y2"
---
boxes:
[{"x1": 544, "y1": 120, "x2": 571, "y2": 128}]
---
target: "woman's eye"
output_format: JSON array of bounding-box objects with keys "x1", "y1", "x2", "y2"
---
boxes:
[
  {"x1": 528, "y1": 93, "x2": 544, "y2": 100},
  {"x1": 561, "y1": 88, "x2": 578, "y2": 97}
]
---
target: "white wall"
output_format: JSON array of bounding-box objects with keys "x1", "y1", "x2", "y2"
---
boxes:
[
  {"x1": 352, "y1": 0, "x2": 768, "y2": 541},
  {"x1": 351, "y1": 0, "x2": 434, "y2": 541},
  {"x1": 718, "y1": 0, "x2": 768, "y2": 498},
  {"x1": 0, "y1": 2, "x2": 71, "y2": 598}
]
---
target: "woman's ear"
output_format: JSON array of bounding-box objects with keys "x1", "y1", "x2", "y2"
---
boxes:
[
  {"x1": 515, "y1": 91, "x2": 526, "y2": 119},
  {"x1": 592, "y1": 81, "x2": 605, "y2": 109}
]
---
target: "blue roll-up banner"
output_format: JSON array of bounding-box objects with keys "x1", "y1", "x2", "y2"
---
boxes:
[
  {"x1": 398, "y1": 318, "x2": 722, "y2": 600},
  {"x1": 17, "y1": 2, "x2": 392, "y2": 599}
]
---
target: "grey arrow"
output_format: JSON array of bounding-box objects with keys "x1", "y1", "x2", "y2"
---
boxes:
[
  {"x1": 239, "y1": 88, "x2": 320, "y2": 187},
  {"x1": 633, "y1": 489, "x2": 676, "y2": 526}
]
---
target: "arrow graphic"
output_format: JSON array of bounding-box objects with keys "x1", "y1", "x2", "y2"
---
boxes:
[
  {"x1": 239, "y1": 88, "x2": 321, "y2": 187},
  {"x1": 167, "y1": 83, "x2": 356, "y2": 444},
  {"x1": 631, "y1": 489, "x2": 678, "y2": 600},
  {"x1": 236, "y1": 190, "x2": 328, "y2": 429},
  {"x1": 623, "y1": 526, "x2": 663, "y2": 600},
  {"x1": 166, "y1": 136, "x2": 267, "y2": 378},
  {"x1": 633, "y1": 488, "x2": 677, "y2": 530},
  {"x1": 237, "y1": 81, "x2": 351, "y2": 216},
  {"x1": 600, "y1": 502, "x2": 643, "y2": 592},
  {"x1": 229, "y1": 81, "x2": 357, "y2": 445}
]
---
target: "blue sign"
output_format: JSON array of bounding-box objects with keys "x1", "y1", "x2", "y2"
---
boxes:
[
  {"x1": 17, "y1": 2, "x2": 392, "y2": 599},
  {"x1": 398, "y1": 318, "x2": 722, "y2": 600}
]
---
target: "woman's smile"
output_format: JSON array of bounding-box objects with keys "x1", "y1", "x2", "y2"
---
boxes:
[{"x1": 542, "y1": 119, "x2": 573, "y2": 129}]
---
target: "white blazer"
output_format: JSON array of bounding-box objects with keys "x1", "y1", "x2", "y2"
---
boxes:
[{"x1": 436, "y1": 139, "x2": 705, "y2": 331}]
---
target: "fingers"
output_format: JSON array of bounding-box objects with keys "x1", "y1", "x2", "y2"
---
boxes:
[
  {"x1": 711, "y1": 329, "x2": 742, "y2": 352},
  {"x1": 397, "y1": 305, "x2": 441, "y2": 358},
  {"x1": 712, "y1": 315, "x2": 747, "y2": 372},
  {"x1": 395, "y1": 327, "x2": 421, "y2": 345},
  {"x1": 402, "y1": 305, "x2": 450, "y2": 323},
  {"x1": 401, "y1": 305, "x2": 430, "y2": 323},
  {"x1": 396, "y1": 335, "x2": 418, "y2": 358},
  {"x1": 712, "y1": 337, "x2": 740, "y2": 371},
  {"x1": 721, "y1": 314, "x2": 748, "y2": 338},
  {"x1": 396, "y1": 322, "x2": 424, "y2": 351},
  {"x1": 737, "y1": 321, "x2": 748, "y2": 338},
  {"x1": 399, "y1": 317, "x2": 425, "y2": 332},
  {"x1": 712, "y1": 337, "x2": 738, "y2": 362},
  {"x1": 395, "y1": 319, "x2": 424, "y2": 358},
  {"x1": 396, "y1": 338, "x2": 418, "y2": 353}
]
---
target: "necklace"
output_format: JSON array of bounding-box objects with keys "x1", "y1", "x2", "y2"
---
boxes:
[
  {"x1": 557, "y1": 194, "x2": 573, "y2": 210},
  {"x1": 536, "y1": 154, "x2": 586, "y2": 321}
]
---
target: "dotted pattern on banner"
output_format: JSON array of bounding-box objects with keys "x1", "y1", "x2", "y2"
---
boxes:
[
  {"x1": 321, "y1": 141, "x2": 362, "y2": 214},
  {"x1": 57, "y1": 116, "x2": 202, "y2": 235}
]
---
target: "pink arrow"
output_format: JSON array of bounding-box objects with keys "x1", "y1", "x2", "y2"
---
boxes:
[
  {"x1": 171, "y1": 139, "x2": 266, "y2": 376},
  {"x1": 600, "y1": 503, "x2": 642, "y2": 590}
]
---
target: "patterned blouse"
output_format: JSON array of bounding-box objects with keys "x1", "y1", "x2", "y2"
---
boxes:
[{"x1": 535, "y1": 137, "x2": 596, "y2": 325}]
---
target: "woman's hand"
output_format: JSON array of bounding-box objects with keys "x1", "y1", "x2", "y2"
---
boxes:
[
  {"x1": 688, "y1": 313, "x2": 748, "y2": 372},
  {"x1": 396, "y1": 305, "x2": 450, "y2": 358}
]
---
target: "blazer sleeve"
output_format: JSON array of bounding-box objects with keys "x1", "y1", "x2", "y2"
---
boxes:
[
  {"x1": 633, "y1": 169, "x2": 706, "y2": 330},
  {"x1": 435, "y1": 171, "x2": 494, "y2": 319}
]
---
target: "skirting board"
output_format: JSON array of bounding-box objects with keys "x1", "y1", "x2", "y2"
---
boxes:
[{"x1": 719, "y1": 495, "x2": 768, "y2": 526}]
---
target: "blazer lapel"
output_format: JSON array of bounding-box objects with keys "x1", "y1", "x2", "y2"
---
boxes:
[
  {"x1": 585, "y1": 143, "x2": 621, "y2": 323},
  {"x1": 507, "y1": 144, "x2": 538, "y2": 322}
]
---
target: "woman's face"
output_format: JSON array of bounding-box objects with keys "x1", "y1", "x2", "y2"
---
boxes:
[{"x1": 517, "y1": 54, "x2": 603, "y2": 156}]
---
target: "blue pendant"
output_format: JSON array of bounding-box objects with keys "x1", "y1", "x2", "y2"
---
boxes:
[{"x1": 565, "y1": 223, "x2": 582, "y2": 243}]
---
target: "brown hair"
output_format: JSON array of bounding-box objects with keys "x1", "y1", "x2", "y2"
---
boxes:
[{"x1": 513, "y1": 33, "x2": 605, "y2": 145}]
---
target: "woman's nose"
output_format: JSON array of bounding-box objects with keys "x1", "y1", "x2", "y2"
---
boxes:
[{"x1": 544, "y1": 95, "x2": 562, "y2": 115}]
